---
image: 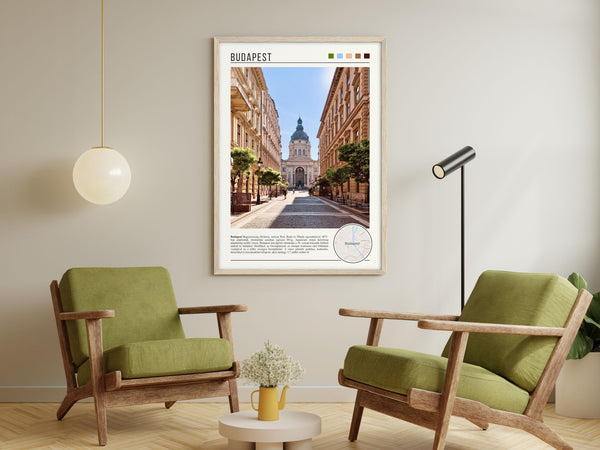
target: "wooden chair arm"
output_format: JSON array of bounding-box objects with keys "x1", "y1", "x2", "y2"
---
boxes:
[
  {"x1": 59, "y1": 310, "x2": 115, "y2": 321},
  {"x1": 178, "y1": 305, "x2": 248, "y2": 315},
  {"x1": 418, "y1": 319, "x2": 565, "y2": 336},
  {"x1": 339, "y1": 308, "x2": 458, "y2": 347},
  {"x1": 339, "y1": 308, "x2": 459, "y2": 321},
  {"x1": 178, "y1": 305, "x2": 247, "y2": 361}
]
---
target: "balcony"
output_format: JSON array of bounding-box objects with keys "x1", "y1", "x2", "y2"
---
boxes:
[{"x1": 231, "y1": 80, "x2": 251, "y2": 113}]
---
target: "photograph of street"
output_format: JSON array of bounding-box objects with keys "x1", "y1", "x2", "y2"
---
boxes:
[{"x1": 230, "y1": 66, "x2": 370, "y2": 229}]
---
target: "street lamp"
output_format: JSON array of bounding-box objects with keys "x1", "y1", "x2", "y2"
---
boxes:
[{"x1": 256, "y1": 157, "x2": 263, "y2": 205}]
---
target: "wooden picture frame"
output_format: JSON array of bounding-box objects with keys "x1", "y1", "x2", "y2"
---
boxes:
[{"x1": 214, "y1": 37, "x2": 386, "y2": 275}]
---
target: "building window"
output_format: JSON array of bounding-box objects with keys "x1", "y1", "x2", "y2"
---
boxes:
[
  {"x1": 340, "y1": 111, "x2": 343, "y2": 124},
  {"x1": 355, "y1": 85, "x2": 359, "y2": 103},
  {"x1": 355, "y1": 129, "x2": 359, "y2": 142},
  {"x1": 237, "y1": 124, "x2": 241, "y2": 145},
  {"x1": 347, "y1": 102, "x2": 350, "y2": 117},
  {"x1": 346, "y1": 71, "x2": 350, "y2": 86}
]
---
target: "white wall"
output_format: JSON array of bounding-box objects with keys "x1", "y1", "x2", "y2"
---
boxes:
[{"x1": 1, "y1": 0, "x2": 599, "y2": 402}]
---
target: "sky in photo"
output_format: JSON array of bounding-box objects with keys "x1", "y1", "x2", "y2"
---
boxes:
[{"x1": 262, "y1": 67, "x2": 336, "y2": 160}]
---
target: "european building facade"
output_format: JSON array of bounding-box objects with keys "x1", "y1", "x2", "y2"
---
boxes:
[
  {"x1": 317, "y1": 67, "x2": 370, "y2": 202},
  {"x1": 230, "y1": 67, "x2": 266, "y2": 199},
  {"x1": 230, "y1": 68, "x2": 282, "y2": 203},
  {"x1": 260, "y1": 91, "x2": 281, "y2": 173},
  {"x1": 280, "y1": 118, "x2": 320, "y2": 189}
]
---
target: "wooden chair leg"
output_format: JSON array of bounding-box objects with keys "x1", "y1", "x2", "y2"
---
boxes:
[
  {"x1": 165, "y1": 401, "x2": 176, "y2": 409},
  {"x1": 93, "y1": 392, "x2": 108, "y2": 446},
  {"x1": 57, "y1": 390, "x2": 80, "y2": 420},
  {"x1": 520, "y1": 416, "x2": 573, "y2": 450},
  {"x1": 86, "y1": 318, "x2": 108, "y2": 446},
  {"x1": 349, "y1": 391, "x2": 365, "y2": 442},
  {"x1": 228, "y1": 379, "x2": 240, "y2": 413},
  {"x1": 467, "y1": 418, "x2": 489, "y2": 430},
  {"x1": 433, "y1": 331, "x2": 469, "y2": 450}
]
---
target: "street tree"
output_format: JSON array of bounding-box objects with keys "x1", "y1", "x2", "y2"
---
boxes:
[
  {"x1": 259, "y1": 167, "x2": 282, "y2": 198},
  {"x1": 337, "y1": 138, "x2": 370, "y2": 201},
  {"x1": 326, "y1": 166, "x2": 351, "y2": 202},
  {"x1": 314, "y1": 177, "x2": 331, "y2": 198},
  {"x1": 231, "y1": 147, "x2": 258, "y2": 194}
]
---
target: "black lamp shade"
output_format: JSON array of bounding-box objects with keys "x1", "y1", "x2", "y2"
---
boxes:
[{"x1": 432, "y1": 146, "x2": 476, "y2": 179}]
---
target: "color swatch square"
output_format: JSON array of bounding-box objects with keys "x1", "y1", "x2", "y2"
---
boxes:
[
  {"x1": 364, "y1": 53, "x2": 370, "y2": 59},
  {"x1": 328, "y1": 53, "x2": 334, "y2": 59},
  {"x1": 337, "y1": 53, "x2": 343, "y2": 59},
  {"x1": 346, "y1": 53, "x2": 352, "y2": 59},
  {"x1": 355, "y1": 53, "x2": 361, "y2": 59}
]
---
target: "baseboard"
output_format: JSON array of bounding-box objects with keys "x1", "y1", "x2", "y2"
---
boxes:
[{"x1": 0, "y1": 385, "x2": 356, "y2": 403}]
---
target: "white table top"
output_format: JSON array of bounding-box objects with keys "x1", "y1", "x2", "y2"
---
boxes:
[{"x1": 219, "y1": 410, "x2": 321, "y2": 443}]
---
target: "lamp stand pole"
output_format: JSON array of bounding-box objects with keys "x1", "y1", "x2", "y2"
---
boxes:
[
  {"x1": 461, "y1": 166, "x2": 465, "y2": 311},
  {"x1": 432, "y1": 146, "x2": 475, "y2": 312}
]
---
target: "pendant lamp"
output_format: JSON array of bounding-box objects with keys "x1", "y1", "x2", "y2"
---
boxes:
[{"x1": 73, "y1": 0, "x2": 131, "y2": 205}]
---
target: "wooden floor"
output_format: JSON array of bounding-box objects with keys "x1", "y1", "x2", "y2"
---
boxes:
[{"x1": 0, "y1": 402, "x2": 599, "y2": 449}]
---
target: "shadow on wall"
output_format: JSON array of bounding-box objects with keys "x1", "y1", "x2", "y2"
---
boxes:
[
  {"x1": 0, "y1": 289, "x2": 63, "y2": 386},
  {"x1": 26, "y1": 158, "x2": 86, "y2": 214}
]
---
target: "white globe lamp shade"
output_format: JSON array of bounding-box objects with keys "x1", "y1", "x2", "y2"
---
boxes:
[{"x1": 73, "y1": 147, "x2": 131, "y2": 205}]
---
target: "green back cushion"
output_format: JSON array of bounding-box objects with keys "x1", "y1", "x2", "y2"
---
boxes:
[
  {"x1": 442, "y1": 270, "x2": 578, "y2": 392},
  {"x1": 59, "y1": 267, "x2": 186, "y2": 367}
]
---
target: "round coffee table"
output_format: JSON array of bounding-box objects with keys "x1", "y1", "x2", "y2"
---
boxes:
[{"x1": 218, "y1": 410, "x2": 321, "y2": 450}]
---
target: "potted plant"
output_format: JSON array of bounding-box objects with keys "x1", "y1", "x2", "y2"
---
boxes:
[
  {"x1": 241, "y1": 341, "x2": 304, "y2": 421},
  {"x1": 555, "y1": 273, "x2": 600, "y2": 418}
]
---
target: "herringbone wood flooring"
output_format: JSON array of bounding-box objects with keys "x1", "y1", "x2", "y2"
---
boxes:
[{"x1": 0, "y1": 402, "x2": 598, "y2": 449}]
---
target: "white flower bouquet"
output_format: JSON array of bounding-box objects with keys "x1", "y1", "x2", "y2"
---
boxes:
[{"x1": 241, "y1": 340, "x2": 304, "y2": 388}]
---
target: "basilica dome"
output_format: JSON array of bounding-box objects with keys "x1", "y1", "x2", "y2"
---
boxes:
[{"x1": 290, "y1": 117, "x2": 309, "y2": 141}]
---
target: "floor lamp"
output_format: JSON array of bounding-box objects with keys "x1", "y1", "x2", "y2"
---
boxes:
[{"x1": 432, "y1": 146, "x2": 476, "y2": 311}]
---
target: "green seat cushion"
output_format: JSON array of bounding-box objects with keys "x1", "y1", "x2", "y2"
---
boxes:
[
  {"x1": 77, "y1": 338, "x2": 233, "y2": 386},
  {"x1": 59, "y1": 267, "x2": 186, "y2": 368},
  {"x1": 344, "y1": 345, "x2": 530, "y2": 414},
  {"x1": 442, "y1": 271, "x2": 578, "y2": 393}
]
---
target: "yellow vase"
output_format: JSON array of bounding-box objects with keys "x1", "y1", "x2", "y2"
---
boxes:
[{"x1": 251, "y1": 385, "x2": 289, "y2": 421}]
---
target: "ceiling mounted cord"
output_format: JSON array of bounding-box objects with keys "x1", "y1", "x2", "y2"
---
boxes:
[{"x1": 72, "y1": 0, "x2": 131, "y2": 205}]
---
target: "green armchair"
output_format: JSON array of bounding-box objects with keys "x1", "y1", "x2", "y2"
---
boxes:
[
  {"x1": 339, "y1": 270, "x2": 592, "y2": 449},
  {"x1": 51, "y1": 267, "x2": 247, "y2": 445}
]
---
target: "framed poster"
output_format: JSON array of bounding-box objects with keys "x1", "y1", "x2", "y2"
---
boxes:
[{"x1": 214, "y1": 37, "x2": 385, "y2": 274}]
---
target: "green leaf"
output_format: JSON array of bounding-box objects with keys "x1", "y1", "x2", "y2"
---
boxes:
[
  {"x1": 568, "y1": 272, "x2": 588, "y2": 291},
  {"x1": 583, "y1": 314, "x2": 600, "y2": 344},
  {"x1": 584, "y1": 293, "x2": 600, "y2": 346},
  {"x1": 587, "y1": 292, "x2": 600, "y2": 323},
  {"x1": 567, "y1": 330, "x2": 594, "y2": 359},
  {"x1": 583, "y1": 314, "x2": 600, "y2": 330}
]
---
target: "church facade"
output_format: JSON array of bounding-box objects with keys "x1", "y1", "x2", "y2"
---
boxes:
[{"x1": 280, "y1": 117, "x2": 320, "y2": 189}]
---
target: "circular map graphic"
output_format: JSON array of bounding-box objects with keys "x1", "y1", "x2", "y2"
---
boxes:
[{"x1": 333, "y1": 224, "x2": 373, "y2": 263}]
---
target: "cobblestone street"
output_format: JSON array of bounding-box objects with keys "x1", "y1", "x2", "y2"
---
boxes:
[{"x1": 231, "y1": 191, "x2": 369, "y2": 229}]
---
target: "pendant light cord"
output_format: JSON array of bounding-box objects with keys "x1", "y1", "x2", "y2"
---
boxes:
[{"x1": 101, "y1": 0, "x2": 105, "y2": 147}]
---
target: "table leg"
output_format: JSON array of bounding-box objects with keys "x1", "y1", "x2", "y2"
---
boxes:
[
  {"x1": 256, "y1": 442, "x2": 283, "y2": 450},
  {"x1": 228, "y1": 439, "x2": 254, "y2": 450},
  {"x1": 284, "y1": 439, "x2": 312, "y2": 450}
]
